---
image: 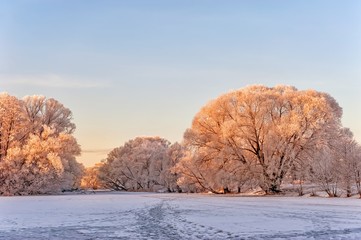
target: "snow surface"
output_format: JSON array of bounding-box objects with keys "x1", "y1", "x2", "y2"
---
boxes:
[{"x1": 1, "y1": 192, "x2": 361, "y2": 239}]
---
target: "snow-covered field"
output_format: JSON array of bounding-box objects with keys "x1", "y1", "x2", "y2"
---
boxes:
[{"x1": 1, "y1": 193, "x2": 361, "y2": 239}]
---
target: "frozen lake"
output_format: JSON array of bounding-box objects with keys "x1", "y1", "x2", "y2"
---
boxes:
[{"x1": 0, "y1": 193, "x2": 361, "y2": 239}]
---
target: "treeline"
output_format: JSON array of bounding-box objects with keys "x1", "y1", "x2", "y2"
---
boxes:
[
  {"x1": 1, "y1": 85, "x2": 361, "y2": 197},
  {"x1": 83, "y1": 85, "x2": 361, "y2": 197}
]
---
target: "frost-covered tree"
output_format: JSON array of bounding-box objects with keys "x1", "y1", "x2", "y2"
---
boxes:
[
  {"x1": 81, "y1": 163, "x2": 104, "y2": 190},
  {"x1": 333, "y1": 128, "x2": 361, "y2": 197},
  {"x1": 0, "y1": 127, "x2": 82, "y2": 195},
  {"x1": 335, "y1": 128, "x2": 356, "y2": 197},
  {"x1": 308, "y1": 128, "x2": 361, "y2": 197},
  {"x1": 175, "y1": 146, "x2": 257, "y2": 194},
  {"x1": 288, "y1": 151, "x2": 312, "y2": 196},
  {"x1": 98, "y1": 137, "x2": 179, "y2": 192},
  {"x1": 0, "y1": 93, "x2": 27, "y2": 161},
  {"x1": 0, "y1": 94, "x2": 83, "y2": 196},
  {"x1": 161, "y1": 142, "x2": 184, "y2": 192},
  {"x1": 23, "y1": 95, "x2": 76, "y2": 135},
  {"x1": 354, "y1": 146, "x2": 361, "y2": 198},
  {"x1": 309, "y1": 146, "x2": 341, "y2": 197},
  {"x1": 180, "y1": 85, "x2": 342, "y2": 194}
]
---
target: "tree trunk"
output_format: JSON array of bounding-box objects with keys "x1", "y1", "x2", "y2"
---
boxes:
[
  {"x1": 268, "y1": 183, "x2": 282, "y2": 194},
  {"x1": 346, "y1": 187, "x2": 352, "y2": 197},
  {"x1": 297, "y1": 181, "x2": 304, "y2": 196},
  {"x1": 261, "y1": 172, "x2": 283, "y2": 194}
]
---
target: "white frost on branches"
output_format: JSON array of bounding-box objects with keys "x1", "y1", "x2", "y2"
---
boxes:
[
  {"x1": 98, "y1": 137, "x2": 182, "y2": 192},
  {"x1": 0, "y1": 93, "x2": 83, "y2": 196}
]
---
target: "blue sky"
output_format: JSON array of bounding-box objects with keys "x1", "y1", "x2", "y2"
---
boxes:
[{"x1": 0, "y1": 0, "x2": 360, "y2": 166}]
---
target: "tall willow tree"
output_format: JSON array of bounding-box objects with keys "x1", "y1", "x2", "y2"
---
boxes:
[{"x1": 179, "y1": 85, "x2": 342, "y2": 194}]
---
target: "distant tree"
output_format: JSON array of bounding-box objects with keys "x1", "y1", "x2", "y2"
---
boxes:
[
  {"x1": 335, "y1": 128, "x2": 355, "y2": 197},
  {"x1": 354, "y1": 146, "x2": 361, "y2": 198},
  {"x1": 81, "y1": 163, "x2": 104, "y2": 190},
  {"x1": 288, "y1": 151, "x2": 312, "y2": 196},
  {"x1": 98, "y1": 137, "x2": 179, "y2": 192},
  {"x1": 309, "y1": 146, "x2": 341, "y2": 197},
  {"x1": 161, "y1": 142, "x2": 184, "y2": 192},
  {"x1": 307, "y1": 128, "x2": 361, "y2": 197},
  {"x1": 334, "y1": 128, "x2": 361, "y2": 197},
  {"x1": 180, "y1": 85, "x2": 342, "y2": 194}
]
